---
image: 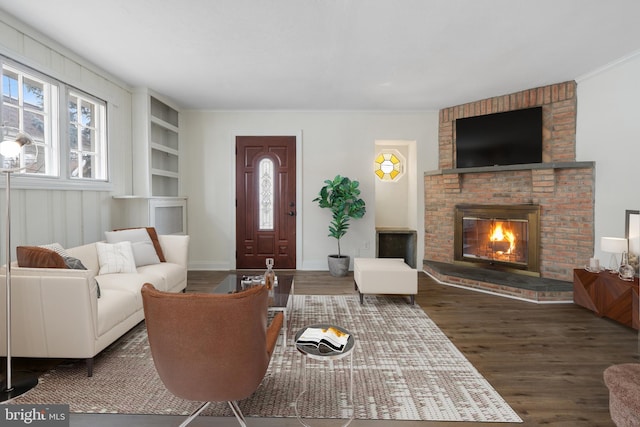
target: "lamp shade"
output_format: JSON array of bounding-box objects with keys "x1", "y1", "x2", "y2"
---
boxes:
[
  {"x1": 0, "y1": 127, "x2": 34, "y2": 171},
  {"x1": 600, "y1": 237, "x2": 628, "y2": 253}
]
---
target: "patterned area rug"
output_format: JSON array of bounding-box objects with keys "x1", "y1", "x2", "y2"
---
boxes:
[{"x1": 14, "y1": 295, "x2": 521, "y2": 422}]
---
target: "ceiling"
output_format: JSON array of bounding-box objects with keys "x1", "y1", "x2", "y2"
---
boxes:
[{"x1": 1, "y1": 0, "x2": 639, "y2": 111}]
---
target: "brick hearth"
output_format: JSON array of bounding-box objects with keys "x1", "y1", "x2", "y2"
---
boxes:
[
  {"x1": 424, "y1": 81, "x2": 594, "y2": 294},
  {"x1": 424, "y1": 260, "x2": 573, "y2": 303}
]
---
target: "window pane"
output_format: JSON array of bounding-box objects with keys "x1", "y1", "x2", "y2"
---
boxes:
[
  {"x1": 2, "y1": 71, "x2": 18, "y2": 105},
  {"x1": 70, "y1": 151, "x2": 79, "y2": 177},
  {"x1": 81, "y1": 128, "x2": 94, "y2": 151},
  {"x1": 259, "y1": 158, "x2": 274, "y2": 230},
  {"x1": 24, "y1": 110, "x2": 44, "y2": 140},
  {"x1": 82, "y1": 154, "x2": 93, "y2": 178},
  {"x1": 24, "y1": 144, "x2": 42, "y2": 174},
  {"x1": 23, "y1": 77, "x2": 44, "y2": 111},
  {"x1": 2, "y1": 104, "x2": 19, "y2": 129},
  {"x1": 70, "y1": 152, "x2": 92, "y2": 178},
  {"x1": 69, "y1": 98, "x2": 77, "y2": 122},
  {"x1": 69, "y1": 124, "x2": 78, "y2": 150},
  {"x1": 81, "y1": 100, "x2": 93, "y2": 126}
]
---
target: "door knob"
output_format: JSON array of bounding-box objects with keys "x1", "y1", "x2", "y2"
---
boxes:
[{"x1": 288, "y1": 211, "x2": 296, "y2": 216}]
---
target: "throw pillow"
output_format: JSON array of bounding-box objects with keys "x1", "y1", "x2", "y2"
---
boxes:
[
  {"x1": 114, "y1": 227, "x2": 166, "y2": 262},
  {"x1": 96, "y1": 241, "x2": 137, "y2": 275},
  {"x1": 38, "y1": 243, "x2": 70, "y2": 258},
  {"x1": 144, "y1": 227, "x2": 166, "y2": 262},
  {"x1": 63, "y1": 256, "x2": 87, "y2": 270},
  {"x1": 105, "y1": 228, "x2": 160, "y2": 267},
  {"x1": 16, "y1": 246, "x2": 67, "y2": 268}
]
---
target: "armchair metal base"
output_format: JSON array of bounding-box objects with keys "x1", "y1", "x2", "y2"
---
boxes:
[
  {"x1": 178, "y1": 401, "x2": 246, "y2": 427},
  {"x1": 228, "y1": 401, "x2": 248, "y2": 427}
]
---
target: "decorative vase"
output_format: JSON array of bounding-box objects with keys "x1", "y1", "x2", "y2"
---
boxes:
[
  {"x1": 618, "y1": 251, "x2": 635, "y2": 281},
  {"x1": 264, "y1": 257, "x2": 275, "y2": 289},
  {"x1": 327, "y1": 255, "x2": 349, "y2": 277}
]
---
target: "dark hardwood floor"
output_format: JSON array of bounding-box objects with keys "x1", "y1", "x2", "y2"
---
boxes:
[{"x1": 67, "y1": 270, "x2": 637, "y2": 426}]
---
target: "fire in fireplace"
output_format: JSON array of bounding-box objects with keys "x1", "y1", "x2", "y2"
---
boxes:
[
  {"x1": 464, "y1": 218, "x2": 527, "y2": 264},
  {"x1": 454, "y1": 204, "x2": 540, "y2": 275}
]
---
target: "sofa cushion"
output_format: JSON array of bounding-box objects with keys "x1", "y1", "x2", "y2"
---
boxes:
[
  {"x1": 96, "y1": 241, "x2": 137, "y2": 274},
  {"x1": 96, "y1": 288, "x2": 141, "y2": 336},
  {"x1": 105, "y1": 228, "x2": 160, "y2": 267},
  {"x1": 96, "y1": 270, "x2": 167, "y2": 306},
  {"x1": 137, "y1": 262, "x2": 186, "y2": 292},
  {"x1": 17, "y1": 246, "x2": 67, "y2": 268}
]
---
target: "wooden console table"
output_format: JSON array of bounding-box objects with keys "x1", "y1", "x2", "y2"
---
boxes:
[{"x1": 573, "y1": 268, "x2": 639, "y2": 330}]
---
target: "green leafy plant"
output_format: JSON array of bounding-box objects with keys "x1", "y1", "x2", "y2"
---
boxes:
[{"x1": 313, "y1": 175, "x2": 366, "y2": 257}]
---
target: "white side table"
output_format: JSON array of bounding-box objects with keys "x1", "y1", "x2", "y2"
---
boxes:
[{"x1": 294, "y1": 324, "x2": 356, "y2": 427}]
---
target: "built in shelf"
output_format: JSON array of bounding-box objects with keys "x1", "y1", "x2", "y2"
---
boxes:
[{"x1": 112, "y1": 196, "x2": 188, "y2": 235}]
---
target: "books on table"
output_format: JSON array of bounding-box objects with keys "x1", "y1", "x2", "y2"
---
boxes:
[{"x1": 296, "y1": 326, "x2": 350, "y2": 352}]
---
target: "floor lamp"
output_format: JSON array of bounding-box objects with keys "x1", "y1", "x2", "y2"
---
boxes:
[{"x1": 0, "y1": 126, "x2": 38, "y2": 402}]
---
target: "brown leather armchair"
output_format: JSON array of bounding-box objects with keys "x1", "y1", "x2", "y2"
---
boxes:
[{"x1": 141, "y1": 282, "x2": 284, "y2": 426}]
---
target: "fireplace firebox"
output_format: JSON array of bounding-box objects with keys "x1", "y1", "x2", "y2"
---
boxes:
[{"x1": 454, "y1": 204, "x2": 540, "y2": 276}]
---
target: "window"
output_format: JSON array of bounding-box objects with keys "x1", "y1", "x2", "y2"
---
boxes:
[
  {"x1": 374, "y1": 150, "x2": 405, "y2": 181},
  {"x1": 259, "y1": 158, "x2": 274, "y2": 230},
  {"x1": 0, "y1": 57, "x2": 110, "y2": 187},
  {"x1": 68, "y1": 90, "x2": 107, "y2": 180},
  {"x1": 1, "y1": 63, "x2": 58, "y2": 176}
]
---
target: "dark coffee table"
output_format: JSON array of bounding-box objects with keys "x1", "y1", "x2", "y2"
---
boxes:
[{"x1": 213, "y1": 274, "x2": 294, "y2": 345}]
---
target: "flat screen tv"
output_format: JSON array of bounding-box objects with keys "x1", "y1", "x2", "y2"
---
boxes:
[{"x1": 455, "y1": 106, "x2": 542, "y2": 168}]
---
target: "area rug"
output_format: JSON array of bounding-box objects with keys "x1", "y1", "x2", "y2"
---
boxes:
[{"x1": 13, "y1": 295, "x2": 521, "y2": 422}]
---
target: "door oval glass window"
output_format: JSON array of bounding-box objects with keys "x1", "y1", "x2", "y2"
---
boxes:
[{"x1": 259, "y1": 157, "x2": 274, "y2": 230}]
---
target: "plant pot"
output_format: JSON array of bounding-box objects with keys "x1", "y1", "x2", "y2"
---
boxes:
[{"x1": 327, "y1": 254, "x2": 350, "y2": 277}]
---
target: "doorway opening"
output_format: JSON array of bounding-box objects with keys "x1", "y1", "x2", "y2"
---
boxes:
[{"x1": 374, "y1": 140, "x2": 417, "y2": 267}]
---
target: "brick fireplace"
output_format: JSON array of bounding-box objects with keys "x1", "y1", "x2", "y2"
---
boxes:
[{"x1": 424, "y1": 81, "x2": 594, "y2": 298}]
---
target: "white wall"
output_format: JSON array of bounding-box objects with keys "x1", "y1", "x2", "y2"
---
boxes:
[
  {"x1": 576, "y1": 51, "x2": 640, "y2": 264},
  {"x1": 374, "y1": 141, "x2": 414, "y2": 229},
  {"x1": 182, "y1": 111, "x2": 439, "y2": 271},
  {"x1": 0, "y1": 12, "x2": 133, "y2": 260}
]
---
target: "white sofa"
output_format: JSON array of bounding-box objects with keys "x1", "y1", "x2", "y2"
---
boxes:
[
  {"x1": 354, "y1": 257, "x2": 417, "y2": 304},
  {"x1": 0, "y1": 233, "x2": 189, "y2": 376}
]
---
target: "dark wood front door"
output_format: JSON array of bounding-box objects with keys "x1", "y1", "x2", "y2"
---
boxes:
[{"x1": 236, "y1": 136, "x2": 296, "y2": 269}]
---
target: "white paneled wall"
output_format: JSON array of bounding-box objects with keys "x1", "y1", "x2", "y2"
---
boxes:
[
  {"x1": 0, "y1": 12, "x2": 133, "y2": 262},
  {"x1": 0, "y1": 189, "x2": 113, "y2": 260}
]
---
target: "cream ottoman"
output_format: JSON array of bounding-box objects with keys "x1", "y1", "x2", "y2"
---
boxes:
[{"x1": 354, "y1": 258, "x2": 417, "y2": 304}]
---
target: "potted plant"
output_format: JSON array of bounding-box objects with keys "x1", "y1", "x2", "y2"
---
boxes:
[{"x1": 313, "y1": 175, "x2": 366, "y2": 277}]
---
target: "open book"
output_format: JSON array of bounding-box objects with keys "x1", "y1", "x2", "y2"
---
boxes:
[{"x1": 296, "y1": 326, "x2": 350, "y2": 352}]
